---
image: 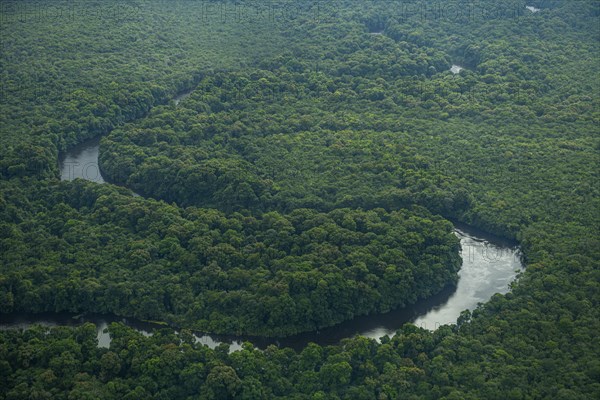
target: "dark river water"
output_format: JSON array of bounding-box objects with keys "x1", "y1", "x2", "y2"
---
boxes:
[{"x1": 4, "y1": 129, "x2": 523, "y2": 352}]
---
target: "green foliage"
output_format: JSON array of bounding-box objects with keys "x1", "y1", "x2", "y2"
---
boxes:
[
  {"x1": 1, "y1": 0, "x2": 599, "y2": 399},
  {"x1": 0, "y1": 179, "x2": 459, "y2": 336},
  {"x1": 2, "y1": 317, "x2": 598, "y2": 399}
]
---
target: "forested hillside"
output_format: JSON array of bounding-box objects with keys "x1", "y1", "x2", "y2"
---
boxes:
[{"x1": 1, "y1": 0, "x2": 599, "y2": 399}]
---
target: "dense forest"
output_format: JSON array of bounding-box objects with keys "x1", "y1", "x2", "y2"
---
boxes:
[
  {"x1": 1, "y1": 0, "x2": 599, "y2": 399},
  {"x1": 0, "y1": 179, "x2": 462, "y2": 336}
]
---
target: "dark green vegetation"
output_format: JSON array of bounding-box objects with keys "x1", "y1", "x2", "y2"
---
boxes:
[
  {"x1": 1, "y1": 0, "x2": 599, "y2": 399},
  {"x1": 0, "y1": 0, "x2": 465, "y2": 337},
  {"x1": 0, "y1": 0, "x2": 281, "y2": 178},
  {"x1": 0, "y1": 179, "x2": 460, "y2": 336}
]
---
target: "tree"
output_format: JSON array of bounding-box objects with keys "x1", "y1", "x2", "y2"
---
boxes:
[{"x1": 204, "y1": 365, "x2": 243, "y2": 399}]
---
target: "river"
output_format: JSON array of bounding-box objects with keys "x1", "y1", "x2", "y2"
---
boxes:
[
  {"x1": 0, "y1": 227, "x2": 522, "y2": 351},
  {"x1": 59, "y1": 136, "x2": 105, "y2": 183},
  {"x1": 10, "y1": 144, "x2": 526, "y2": 350},
  {"x1": 11, "y1": 108, "x2": 523, "y2": 352}
]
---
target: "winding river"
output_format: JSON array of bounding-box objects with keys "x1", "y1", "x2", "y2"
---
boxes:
[
  {"x1": 0, "y1": 225, "x2": 522, "y2": 351},
  {"x1": 1, "y1": 114, "x2": 523, "y2": 352}
]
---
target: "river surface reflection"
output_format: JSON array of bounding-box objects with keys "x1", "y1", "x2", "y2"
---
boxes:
[{"x1": 59, "y1": 136, "x2": 105, "y2": 183}]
